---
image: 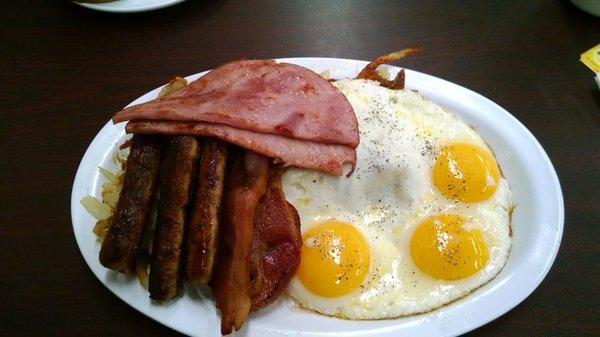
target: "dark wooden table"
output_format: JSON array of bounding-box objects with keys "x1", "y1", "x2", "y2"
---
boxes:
[{"x1": 2, "y1": 1, "x2": 598, "y2": 336}]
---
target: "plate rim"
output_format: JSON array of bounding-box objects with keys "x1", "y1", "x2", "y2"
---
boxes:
[
  {"x1": 72, "y1": 0, "x2": 188, "y2": 13},
  {"x1": 71, "y1": 57, "x2": 564, "y2": 337}
]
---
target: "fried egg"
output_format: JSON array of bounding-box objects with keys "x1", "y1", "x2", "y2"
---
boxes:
[{"x1": 281, "y1": 79, "x2": 512, "y2": 319}]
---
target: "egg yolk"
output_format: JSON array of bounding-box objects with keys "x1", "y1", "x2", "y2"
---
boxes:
[
  {"x1": 433, "y1": 143, "x2": 500, "y2": 203},
  {"x1": 296, "y1": 221, "x2": 370, "y2": 297},
  {"x1": 410, "y1": 214, "x2": 489, "y2": 280}
]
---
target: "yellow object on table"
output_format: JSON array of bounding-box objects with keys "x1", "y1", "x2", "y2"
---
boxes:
[
  {"x1": 580, "y1": 44, "x2": 600, "y2": 89},
  {"x1": 580, "y1": 44, "x2": 600, "y2": 72}
]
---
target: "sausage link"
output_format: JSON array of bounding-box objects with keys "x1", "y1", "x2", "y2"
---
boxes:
[
  {"x1": 149, "y1": 136, "x2": 199, "y2": 301},
  {"x1": 99, "y1": 135, "x2": 163, "y2": 274},
  {"x1": 185, "y1": 138, "x2": 228, "y2": 284}
]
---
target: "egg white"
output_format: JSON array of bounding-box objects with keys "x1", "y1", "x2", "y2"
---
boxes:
[{"x1": 282, "y1": 79, "x2": 513, "y2": 319}]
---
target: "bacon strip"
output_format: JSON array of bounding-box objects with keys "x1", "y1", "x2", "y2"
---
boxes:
[
  {"x1": 210, "y1": 150, "x2": 269, "y2": 335},
  {"x1": 113, "y1": 60, "x2": 359, "y2": 148},
  {"x1": 249, "y1": 168, "x2": 302, "y2": 311},
  {"x1": 126, "y1": 120, "x2": 356, "y2": 176}
]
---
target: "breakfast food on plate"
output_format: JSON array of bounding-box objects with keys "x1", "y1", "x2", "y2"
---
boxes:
[
  {"x1": 126, "y1": 120, "x2": 357, "y2": 176},
  {"x1": 149, "y1": 136, "x2": 199, "y2": 301},
  {"x1": 283, "y1": 78, "x2": 512, "y2": 318},
  {"x1": 249, "y1": 167, "x2": 303, "y2": 311},
  {"x1": 185, "y1": 138, "x2": 228, "y2": 284},
  {"x1": 89, "y1": 58, "x2": 358, "y2": 334},
  {"x1": 82, "y1": 51, "x2": 513, "y2": 335},
  {"x1": 208, "y1": 149, "x2": 302, "y2": 333},
  {"x1": 115, "y1": 60, "x2": 359, "y2": 175},
  {"x1": 112, "y1": 60, "x2": 359, "y2": 147},
  {"x1": 98, "y1": 135, "x2": 162, "y2": 274},
  {"x1": 356, "y1": 48, "x2": 422, "y2": 89},
  {"x1": 209, "y1": 150, "x2": 271, "y2": 331}
]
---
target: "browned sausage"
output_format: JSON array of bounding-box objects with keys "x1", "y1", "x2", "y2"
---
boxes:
[
  {"x1": 149, "y1": 136, "x2": 199, "y2": 302},
  {"x1": 99, "y1": 135, "x2": 163, "y2": 274},
  {"x1": 185, "y1": 138, "x2": 228, "y2": 284}
]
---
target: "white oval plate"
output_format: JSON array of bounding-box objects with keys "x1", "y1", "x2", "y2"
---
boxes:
[
  {"x1": 72, "y1": 0, "x2": 187, "y2": 13},
  {"x1": 71, "y1": 58, "x2": 564, "y2": 337}
]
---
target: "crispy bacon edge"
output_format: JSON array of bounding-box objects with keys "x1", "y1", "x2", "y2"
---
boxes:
[
  {"x1": 249, "y1": 167, "x2": 302, "y2": 311},
  {"x1": 209, "y1": 150, "x2": 270, "y2": 335},
  {"x1": 356, "y1": 48, "x2": 422, "y2": 89}
]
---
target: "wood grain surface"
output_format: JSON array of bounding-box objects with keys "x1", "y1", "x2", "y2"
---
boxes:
[{"x1": 1, "y1": 1, "x2": 598, "y2": 336}]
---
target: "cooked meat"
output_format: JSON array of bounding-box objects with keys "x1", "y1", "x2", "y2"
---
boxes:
[
  {"x1": 356, "y1": 48, "x2": 422, "y2": 89},
  {"x1": 113, "y1": 60, "x2": 359, "y2": 147},
  {"x1": 126, "y1": 120, "x2": 356, "y2": 176},
  {"x1": 249, "y1": 168, "x2": 302, "y2": 311},
  {"x1": 99, "y1": 135, "x2": 163, "y2": 274},
  {"x1": 149, "y1": 136, "x2": 199, "y2": 302},
  {"x1": 185, "y1": 138, "x2": 228, "y2": 284},
  {"x1": 390, "y1": 69, "x2": 406, "y2": 90},
  {"x1": 210, "y1": 150, "x2": 269, "y2": 335}
]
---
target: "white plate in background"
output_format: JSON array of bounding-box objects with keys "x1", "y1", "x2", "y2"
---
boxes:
[
  {"x1": 71, "y1": 58, "x2": 564, "y2": 337},
  {"x1": 72, "y1": 0, "x2": 187, "y2": 13}
]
